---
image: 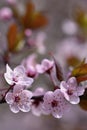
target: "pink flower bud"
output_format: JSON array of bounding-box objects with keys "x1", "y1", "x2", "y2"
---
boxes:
[{"x1": 0, "y1": 7, "x2": 13, "y2": 20}]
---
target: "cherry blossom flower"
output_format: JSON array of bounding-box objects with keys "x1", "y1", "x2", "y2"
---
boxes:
[
  {"x1": 6, "y1": 0, "x2": 17, "y2": 5},
  {"x1": 24, "y1": 29, "x2": 32, "y2": 37},
  {"x1": 36, "y1": 59, "x2": 54, "y2": 74},
  {"x1": 42, "y1": 89, "x2": 70, "y2": 118},
  {"x1": 55, "y1": 38, "x2": 82, "y2": 67},
  {"x1": 31, "y1": 88, "x2": 45, "y2": 116},
  {"x1": 27, "y1": 32, "x2": 46, "y2": 54},
  {"x1": 62, "y1": 19, "x2": 78, "y2": 35},
  {"x1": 60, "y1": 77, "x2": 85, "y2": 104},
  {"x1": 35, "y1": 32, "x2": 46, "y2": 54},
  {"x1": 22, "y1": 54, "x2": 37, "y2": 78},
  {"x1": 0, "y1": 7, "x2": 13, "y2": 20},
  {"x1": 4, "y1": 64, "x2": 34, "y2": 87},
  {"x1": 5, "y1": 85, "x2": 32, "y2": 113}
]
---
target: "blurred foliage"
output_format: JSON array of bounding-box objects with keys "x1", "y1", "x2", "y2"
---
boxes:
[{"x1": 7, "y1": 23, "x2": 24, "y2": 52}]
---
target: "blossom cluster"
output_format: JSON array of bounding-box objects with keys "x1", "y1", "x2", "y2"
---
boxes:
[
  {"x1": 0, "y1": 0, "x2": 87, "y2": 120},
  {"x1": 3, "y1": 57, "x2": 85, "y2": 119}
]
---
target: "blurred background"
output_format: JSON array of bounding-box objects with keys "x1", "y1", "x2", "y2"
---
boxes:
[{"x1": 0, "y1": 0, "x2": 87, "y2": 130}]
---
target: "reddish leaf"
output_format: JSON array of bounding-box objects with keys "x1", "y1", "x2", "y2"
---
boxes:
[
  {"x1": 21, "y1": 2, "x2": 48, "y2": 29},
  {"x1": 79, "y1": 100, "x2": 87, "y2": 110},
  {"x1": 79, "y1": 90, "x2": 87, "y2": 111},
  {"x1": 7, "y1": 23, "x2": 24, "y2": 52},
  {"x1": 67, "y1": 56, "x2": 81, "y2": 67},
  {"x1": 7, "y1": 23, "x2": 18, "y2": 52}
]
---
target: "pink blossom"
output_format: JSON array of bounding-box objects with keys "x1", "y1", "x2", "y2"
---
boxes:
[
  {"x1": 5, "y1": 85, "x2": 32, "y2": 113},
  {"x1": 24, "y1": 29, "x2": 32, "y2": 37},
  {"x1": 42, "y1": 89, "x2": 70, "y2": 118},
  {"x1": 27, "y1": 32, "x2": 46, "y2": 54},
  {"x1": 35, "y1": 32, "x2": 46, "y2": 54},
  {"x1": 31, "y1": 88, "x2": 45, "y2": 116},
  {"x1": 4, "y1": 64, "x2": 34, "y2": 87},
  {"x1": 62, "y1": 19, "x2": 78, "y2": 35},
  {"x1": 22, "y1": 54, "x2": 37, "y2": 78},
  {"x1": 60, "y1": 77, "x2": 85, "y2": 104},
  {"x1": 6, "y1": 0, "x2": 17, "y2": 5},
  {"x1": 36, "y1": 59, "x2": 54, "y2": 74},
  {"x1": 0, "y1": 7, "x2": 13, "y2": 20}
]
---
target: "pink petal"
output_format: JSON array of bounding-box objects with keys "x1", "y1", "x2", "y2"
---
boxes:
[
  {"x1": 18, "y1": 103, "x2": 31, "y2": 112},
  {"x1": 43, "y1": 91, "x2": 53, "y2": 103},
  {"x1": 34, "y1": 88, "x2": 45, "y2": 96},
  {"x1": 13, "y1": 85, "x2": 23, "y2": 94},
  {"x1": 31, "y1": 105, "x2": 42, "y2": 116},
  {"x1": 10, "y1": 103, "x2": 19, "y2": 113},
  {"x1": 53, "y1": 89, "x2": 64, "y2": 101},
  {"x1": 52, "y1": 107, "x2": 63, "y2": 118},
  {"x1": 63, "y1": 92, "x2": 70, "y2": 101},
  {"x1": 5, "y1": 92, "x2": 14, "y2": 104},
  {"x1": 77, "y1": 87, "x2": 85, "y2": 96},
  {"x1": 43, "y1": 91, "x2": 53, "y2": 113},
  {"x1": 14, "y1": 65, "x2": 26, "y2": 76},
  {"x1": 67, "y1": 77, "x2": 77, "y2": 87},
  {"x1": 36, "y1": 64, "x2": 44, "y2": 73},
  {"x1": 17, "y1": 76, "x2": 34, "y2": 87},
  {"x1": 42, "y1": 59, "x2": 54, "y2": 69},
  {"x1": 21, "y1": 90, "x2": 32, "y2": 99}
]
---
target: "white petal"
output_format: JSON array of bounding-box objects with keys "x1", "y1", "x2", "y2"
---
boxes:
[
  {"x1": 4, "y1": 64, "x2": 14, "y2": 85},
  {"x1": 5, "y1": 92, "x2": 14, "y2": 104},
  {"x1": 60, "y1": 81, "x2": 68, "y2": 92},
  {"x1": 4, "y1": 73, "x2": 14, "y2": 85},
  {"x1": 10, "y1": 103, "x2": 19, "y2": 113},
  {"x1": 69, "y1": 95, "x2": 80, "y2": 104},
  {"x1": 6, "y1": 64, "x2": 13, "y2": 75}
]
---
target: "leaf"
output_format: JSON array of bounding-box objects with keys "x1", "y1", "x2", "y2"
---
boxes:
[
  {"x1": 72, "y1": 63, "x2": 87, "y2": 77},
  {"x1": 67, "y1": 56, "x2": 81, "y2": 67},
  {"x1": 21, "y1": 2, "x2": 48, "y2": 29},
  {"x1": 7, "y1": 23, "x2": 24, "y2": 52},
  {"x1": 79, "y1": 100, "x2": 87, "y2": 110},
  {"x1": 7, "y1": 23, "x2": 18, "y2": 52},
  {"x1": 79, "y1": 90, "x2": 87, "y2": 110},
  {"x1": 74, "y1": 7, "x2": 87, "y2": 29}
]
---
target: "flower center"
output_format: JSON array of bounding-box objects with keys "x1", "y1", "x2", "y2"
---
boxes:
[
  {"x1": 67, "y1": 89, "x2": 73, "y2": 95},
  {"x1": 51, "y1": 100, "x2": 58, "y2": 108},
  {"x1": 32, "y1": 100, "x2": 40, "y2": 107},
  {"x1": 15, "y1": 96, "x2": 20, "y2": 103},
  {"x1": 13, "y1": 77, "x2": 18, "y2": 82}
]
